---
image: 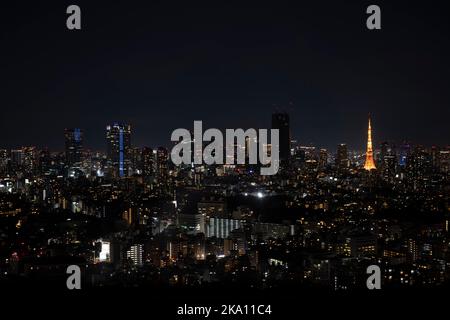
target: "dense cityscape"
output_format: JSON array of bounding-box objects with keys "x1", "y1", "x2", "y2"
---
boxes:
[{"x1": 0, "y1": 113, "x2": 449, "y2": 291}]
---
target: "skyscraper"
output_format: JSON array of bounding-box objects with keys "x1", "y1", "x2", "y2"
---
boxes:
[
  {"x1": 336, "y1": 144, "x2": 349, "y2": 170},
  {"x1": 439, "y1": 148, "x2": 450, "y2": 173},
  {"x1": 0, "y1": 149, "x2": 8, "y2": 175},
  {"x1": 319, "y1": 148, "x2": 328, "y2": 169},
  {"x1": 430, "y1": 146, "x2": 440, "y2": 170},
  {"x1": 379, "y1": 142, "x2": 397, "y2": 181},
  {"x1": 64, "y1": 128, "x2": 83, "y2": 166},
  {"x1": 156, "y1": 147, "x2": 169, "y2": 182},
  {"x1": 363, "y1": 117, "x2": 376, "y2": 171},
  {"x1": 271, "y1": 112, "x2": 290, "y2": 162},
  {"x1": 10, "y1": 147, "x2": 37, "y2": 174},
  {"x1": 10, "y1": 149, "x2": 24, "y2": 168},
  {"x1": 38, "y1": 148, "x2": 51, "y2": 175},
  {"x1": 130, "y1": 147, "x2": 143, "y2": 175},
  {"x1": 126, "y1": 244, "x2": 143, "y2": 267},
  {"x1": 106, "y1": 123, "x2": 131, "y2": 178},
  {"x1": 142, "y1": 147, "x2": 155, "y2": 179},
  {"x1": 22, "y1": 147, "x2": 38, "y2": 174}
]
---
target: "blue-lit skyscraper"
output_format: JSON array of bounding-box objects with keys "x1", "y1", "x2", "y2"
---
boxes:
[{"x1": 106, "y1": 123, "x2": 131, "y2": 178}]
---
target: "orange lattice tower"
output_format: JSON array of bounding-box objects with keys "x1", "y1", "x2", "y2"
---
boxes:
[{"x1": 364, "y1": 116, "x2": 376, "y2": 170}]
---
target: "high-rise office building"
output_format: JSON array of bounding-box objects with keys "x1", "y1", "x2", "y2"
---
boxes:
[
  {"x1": 294, "y1": 148, "x2": 306, "y2": 165},
  {"x1": 407, "y1": 239, "x2": 419, "y2": 262},
  {"x1": 271, "y1": 112, "x2": 290, "y2": 162},
  {"x1": 10, "y1": 147, "x2": 37, "y2": 174},
  {"x1": 430, "y1": 146, "x2": 440, "y2": 170},
  {"x1": 178, "y1": 212, "x2": 206, "y2": 235},
  {"x1": 336, "y1": 144, "x2": 349, "y2": 169},
  {"x1": 142, "y1": 147, "x2": 155, "y2": 179},
  {"x1": 126, "y1": 244, "x2": 143, "y2": 267},
  {"x1": 350, "y1": 234, "x2": 377, "y2": 257},
  {"x1": 0, "y1": 149, "x2": 8, "y2": 175},
  {"x1": 319, "y1": 148, "x2": 328, "y2": 169},
  {"x1": 407, "y1": 146, "x2": 432, "y2": 188},
  {"x1": 380, "y1": 141, "x2": 389, "y2": 162},
  {"x1": 106, "y1": 123, "x2": 131, "y2": 178},
  {"x1": 38, "y1": 148, "x2": 51, "y2": 175},
  {"x1": 64, "y1": 128, "x2": 83, "y2": 166},
  {"x1": 379, "y1": 142, "x2": 397, "y2": 181},
  {"x1": 10, "y1": 149, "x2": 24, "y2": 168},
  {"x1": 398, "y1": 142, "x2": 411, "y2": 167},
  {"x1": 156, "y1": 147, "x2": 169, "y2": 182},
  {"x1": 439, "y1": 148, "x2": 450, "y2": 173},
  {"x1": 22, "y1": 147, "x2": 38, "y2": 174},
  {"x1": 206, "y1": 218, "x2": 242, "y2": 239},
  {"x1": 130, "y1": 147, "x2": 142, "y2": 175}
]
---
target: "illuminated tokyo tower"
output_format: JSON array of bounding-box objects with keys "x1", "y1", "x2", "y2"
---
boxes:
[{"x1": 363, "y1": 116, "x2": 376, "y2": 170}]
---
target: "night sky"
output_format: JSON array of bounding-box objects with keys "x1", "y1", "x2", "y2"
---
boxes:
[{"x1": 1, "y1": 0, "x2": 449, "y2": 151}]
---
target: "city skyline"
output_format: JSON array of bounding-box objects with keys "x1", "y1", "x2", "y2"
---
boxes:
[
  {"x1": 1, "y1": 115, "x2": 447, "y2": 154},
  {"x1": 1, "y1": 106, "x2": 449, "y2": 292}
]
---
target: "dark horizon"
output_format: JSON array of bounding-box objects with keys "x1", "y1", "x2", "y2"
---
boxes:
[{"x1": 1, "y1": 1, "x2": 449, "y2": 151}]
